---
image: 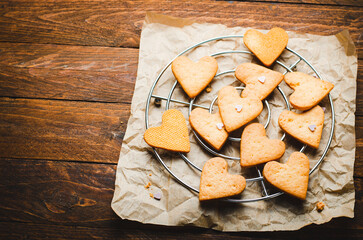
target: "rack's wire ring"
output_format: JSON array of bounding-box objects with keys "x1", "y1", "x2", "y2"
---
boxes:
[{"x1": 144, "y1": 35, "x2": 335, "y2": 203}]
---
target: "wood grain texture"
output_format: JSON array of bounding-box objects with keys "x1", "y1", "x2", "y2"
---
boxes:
[
  {"x1": 0, "y1": 43, "x2": 361, "y2": 115},
  {"x1": 0, "y1": 97, "x2": 361, "y2": 166},
  {"x1": 0, "y1": 42, "x2": 138, "y2": 103},
  {"x1": 0, "y1": 1, "x2": 361, "y2": 238},
  {"x1": 0, "y1": 221, "x2": 362, "y2": 240},
  {"x1": 233, "y1": 0, "x2": 363, "y2": 7},
  {"x1": 0, "y1": 0, "x2": 362, "y2": 58},
  {"x1": 0, "y1": 159, "x2": 361, "y2": 234},
  {"x1": 0, "y1": 159, "x2": 119, "y2": 226},
  {"x1": 0, "y1": 98, "x2": 128, "y2": 162}
]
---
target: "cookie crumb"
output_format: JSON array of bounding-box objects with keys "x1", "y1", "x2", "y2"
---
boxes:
[
  {"x1": 206, "y1": 87, "x2": 212, "y2": 93},
  {"x1": 316, "y1": 201, "x2": 325, "y2": 212},
  {"x1": 149, "y1": 193, "x2": 154, "y2": 198},
  {"x1": 144, "y1": 182, "x2": 151, "y2": 189}
]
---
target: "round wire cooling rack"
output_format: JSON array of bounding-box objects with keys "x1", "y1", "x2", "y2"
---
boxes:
[{"x1": 145, "y1": 35, "x2": 335, "y2": 203}]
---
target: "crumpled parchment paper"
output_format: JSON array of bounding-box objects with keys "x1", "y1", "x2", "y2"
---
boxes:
[{"x1": 111, "y1": 12, "x2": 357, "y2": 231}]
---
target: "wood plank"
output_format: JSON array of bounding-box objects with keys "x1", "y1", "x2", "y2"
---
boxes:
[
  {"x1": 0, "y1": 221, "x2": 362, "y2": 240},
  {"x1": 0, "y1": 98, "x2": 127, "y2": 162},
  {"x1": 0, "y1": 159, "x2": 361, "y2": 232},
  {"x1": 0, "y1": 1, "x2": 361, "y2": 57},
  {"x1": 0, "y1": 42, "x2": 138, "y2": 103},
  {"x1": 0, "y1": 96, "x2": 361, "y2": 166},
  {"x1": 0, "y1": 43, "x2": 361, "y2": 115},
  {"x1": 234, "y1": 0, "x2": 363, "y2": 7},
  {"x1": 0, "y1": 159, "x2": 119, "y2": 226}
]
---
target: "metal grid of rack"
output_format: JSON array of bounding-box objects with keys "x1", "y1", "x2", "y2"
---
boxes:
[{"x1": 145, "y1": 35, "x2": 335, "y2": 203}]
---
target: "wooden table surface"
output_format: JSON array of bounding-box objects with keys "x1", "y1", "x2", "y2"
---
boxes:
[{"x1": 0, "y1": 0, "x2": 362, "y2": 239}]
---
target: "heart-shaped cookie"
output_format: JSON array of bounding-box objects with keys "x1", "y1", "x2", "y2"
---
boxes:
[
  {"x1": 235, "y1": 62, "x2": 284, "y2": 100},
  {"x1": 263, "y1": 152, "x2": 310, "y2": 200},
  {"x1": 243, "y1": 27, "x2": 288, "y2": 67},
  {"x1": 240, "y1": 123, "x2": 285, "y2": 167},
  {"x1": 189, "y1": 108, "x2": 228, "y2": 151},
  {"x1": 284, "y1": 72, "x2": 334, "y2": 111},
  {"x1": 218, "y1": 86, "x2": 263, "y2": 132},
  {"x1": 171, "y1": 56, "x2": 218, "y2": 98},
  {"x1": 199, "y1": 157, "x2": 246, "y2": 201},
  {"x1": 278, "y1": 105, "x2": 324, "y2": 149},
  {"x1": 144, "y1": 109, "x2": 190, "y2": 152}
]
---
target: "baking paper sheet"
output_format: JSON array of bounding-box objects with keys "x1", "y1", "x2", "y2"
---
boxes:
[{"x1": 111, "y1": 12, "x2": 357, "y2": 231}]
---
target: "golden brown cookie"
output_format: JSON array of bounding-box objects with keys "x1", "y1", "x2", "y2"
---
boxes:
[
  {"x1": 240, "y1": 123, "x2": 285, "y2": 167},
  {"x1": 144, "y1": 109, "x2": 190, "y2": 152},
  {"x1": 243, "y1": 27, "x2": 288, "y2": 67},
  {"x1": 218, "y1": 86, "x2": 263, "y2": 132},
  {"x1": 235, "y1": 62, "x2": 284, "y2": 100},
  {"x1": 199, "y1": 157, "x2": 246, "y2": 201},
  {"x1": 171, "y1": 56, "x2": 218, "y2": 98},
  {"x1": 263, "y1": 152, "x2": 310, "y2": 200},
  {"x1": 189, "y1": 108, "x2": 228, "y2": 151},
  {"x1": 278, "y1": 105, "x2": 324, "y2": 149},
  {"x1": 284, "y1": 72, "x2": 334, "y2": 111}
]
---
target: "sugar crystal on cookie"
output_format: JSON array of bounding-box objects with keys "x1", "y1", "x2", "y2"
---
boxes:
[
  {"x1": 216, "y1": 122, "x2": 224, "y2": 130},
  {"x1": 235, "y1": 104, "x2": 243, "y2": 112},
  {"x1": 309, "y1": 124, "x2": 316, "y2": 132},
  {"x1": 258, "y1": 76, "x2": 266, "y2": 83}
]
